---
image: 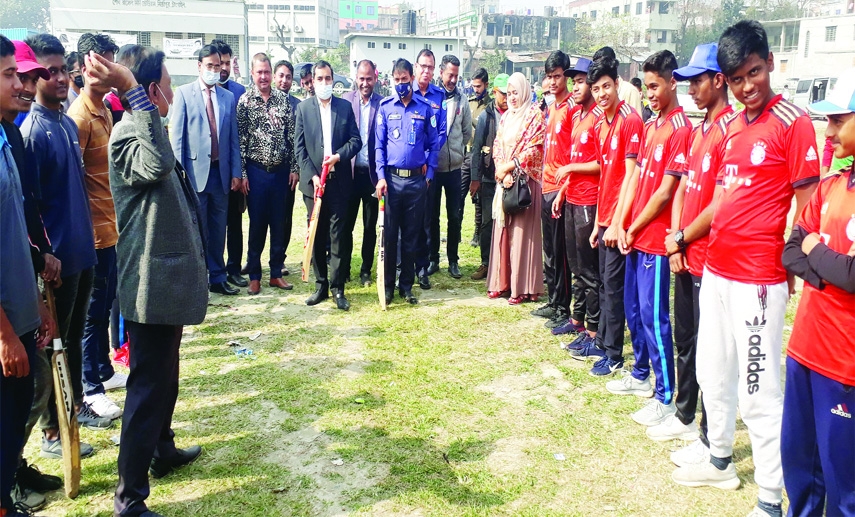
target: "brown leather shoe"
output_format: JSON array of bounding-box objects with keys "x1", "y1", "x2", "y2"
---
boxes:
[
  {"x1": 269, "y1": 278, "x2": 293, "y2": 290},
  {"x1": 248, "y1": 280, "x2": 261, "y2": 295},
  {"x1": 471, "y1": 264, "x2": 488, "y2": 280}
]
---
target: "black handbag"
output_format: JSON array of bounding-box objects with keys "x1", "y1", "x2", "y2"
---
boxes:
[{"x1": 502, "y1": 165, "x2": 532, "y2": 214}]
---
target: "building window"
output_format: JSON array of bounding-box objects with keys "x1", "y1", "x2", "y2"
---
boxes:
[
  {"x1": 215, "y1": 34, "x2": 240, "y2": 51},
  {"x1": 636, "y1": 2, "x2": 642, "y2": 14},
  {"x1": 503, "y1": 24, "x2": 512, "y2": 36},
  {"x1": 187, "y1": 32, "x2": 204, "y2": 43},
  {"x1": 368, "y1": 41, "x2": 375, "y2": 48},
  {"x1": 367, "y1": 23, "x2": 374, "y2": 29},
  {"x1": 294, "y1": 5, "x2": 316, "y2": 11},
  {"x1": 367, "y1": 6, "x2": 375, "y2": 15},
  {"x1": 624, "y1": 3, "x2": 630, "y2": 13},
  {"x1": 612, "y1": 6, "x2": 620, "y2": 14},
  {"x1": 138, "y1": 31, "x2": 151, "y2": 46},
  {"x1": 355, "y1": 5, "x2": 362, "y2": 13},
  {"x1": 424, "y1": 43, "x2": 432, "y2": 49},
  {"x1": 657, "y1": 30, "x2": 667, "y2": 42},
  {"x1": 165, "y1": 32, "x2": 183, "y2": 39},
  {"x1": 826, "y1": 25, "x2": 837, "y2": 41},
  {"x1": 294, "y1": 37, "x2": 315, "y2": 42},
  {"x1": 659, "y1": 1, "x2": 669, "y2": 13},
  {"x1": 345, "y1": 4, "x2": 350, "y2": 9},
  {"x1": 399, "y1": 42, "x2": 407, "y2": 49},
  {"x1": 247, "y1": 3, "x2": 264, "y2": 9},
  {"x1": 591, "y1": 9, "x2": 597, "y2": 18},
  {"x1": 249, "y1": 36, "x2": 265, "y2": 42},
  {"x1": 486, "y1": 23, "x2": 495, "y2": 36},
  {"x1": 804, "y1": 30, "x2": 810, "y2": 57},
  {"x1": 445, "y1": 44, "x2": 453, "y2": 51},
  {"x1": 268, "y1": 4, "x2": 289, "y2": 10},
  {"x1": 383, "y1": 42, "x2": 391, "y2": 49},
  {"x1": 780, "y1": 59, "x2": 788, "y2": 73}
]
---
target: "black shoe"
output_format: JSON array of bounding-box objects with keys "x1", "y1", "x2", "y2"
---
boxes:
[
  {"x1": 384, "y1": 289, "x2": 394, "y2": 305},
  {"x1": 418, "y1": 272, "x2": 431, "y2": 290},
  {"x1": 306, "y1": 288, "x2": 329, "y2": 306},
  {"x1": 544, "y1": 312, "x2": 569, "y2": 330},
  {"x1": 16, "y1": 460, "x2": 62, "y2": 493},
  {"x1": 332, "y1": 289, "x2": 350, "y2": 311},
  {"x1": 530, "y1": 304, "x2": 556, "y2": 319},
  {"x1": 149, "y1": 445, "x2": 202, "y2": 479},
  {"x1": 448, "y1": 262, "x2": 462, "y2": 279},
  {"x1": 470, "y1": 233, "x2": 480, "y2": 247},
  {"x1": 360, "y1": 271, "x2": 371, "y2": 287},
  {"x1": 226, "y1": 274, "x2": 248, "y2": 288},
  {"x1": 399, "y1": 289, "x2": 418, "y2": 304},
  {"x1": 426, "y1": 261, "x2": 440, "y2": 276},
  {"x1": 210, "y1": 282, "x2": 239, "y2": 296},
  {"x1": 140, "y1": 512, "x2": 167, "y2": 517},
  {"x1": 281, "y1": 265, "x2": 290, "y2": 276},
  {"x1": 240, "y1": 264, "x2": 249, "y2": 275}
]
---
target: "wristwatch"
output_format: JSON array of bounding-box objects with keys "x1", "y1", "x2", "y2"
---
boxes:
[{"x1": 674, "y1": 229, "x2": 687, "y2": 250}]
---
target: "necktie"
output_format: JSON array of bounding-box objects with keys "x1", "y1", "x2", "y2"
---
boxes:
[{"x1": 205, "y1": 87, "x2": 219, "y2": 162}]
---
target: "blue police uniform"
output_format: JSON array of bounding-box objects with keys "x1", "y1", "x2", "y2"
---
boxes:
[
  {"x1": 375, "y1": 94, "x2": 439, "y2": 296},
  {"x1": 414, "y1": 84, "x2": 447, "y2": 277}
]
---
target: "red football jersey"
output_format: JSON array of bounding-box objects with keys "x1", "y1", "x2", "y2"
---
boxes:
[
  {"x1": 788, "y1": 169, "x2": 855, "y2": 385},
  {"x1": 566, "y1": 104, "x2": 603, "y2": 206},
  {"x1": 543, "y1": 97, "x2": 575, "y2": 195},
  {"x1": 680, "y1": 105, "x2": 735, "y2": 276},
  {"x1": 595, "y1": 101, "x2": 643, "y2": 227},
  {"x1": 630, "y1": 106, "x2": 691, "y2": 256},
  {"x1": 707, "y1": 95, "x2": 820, "y2": 284}
]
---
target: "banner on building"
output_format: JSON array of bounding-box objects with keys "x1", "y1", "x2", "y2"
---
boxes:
[
  {"x1": 162, "y1": 37, "x2": 204, "y2": 58},
  {"x1": 56, "y1": 31, "x2": 138, "y2": 51}
]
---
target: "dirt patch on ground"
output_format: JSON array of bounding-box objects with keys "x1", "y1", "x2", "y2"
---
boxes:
[{"x1": 484, "y1": 437, "x2": 544, "y2": 475}]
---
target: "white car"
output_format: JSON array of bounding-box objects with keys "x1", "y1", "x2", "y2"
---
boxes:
[{"x1": 677, "y1": 83, "x2": 705, "y2": 117}]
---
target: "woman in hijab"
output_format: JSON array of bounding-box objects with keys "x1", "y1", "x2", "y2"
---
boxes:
[{"x1": 486, "y1": 72, "x2": 545, "y2": 304}]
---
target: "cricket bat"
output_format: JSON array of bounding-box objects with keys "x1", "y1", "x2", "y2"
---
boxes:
[
  {"x1": 44, "y1": 284, "x2": 81, "y2": 499},
  {"x1": 376, "y1": 194, "x2": 386, "y2": 310},
  {"x1": 301, "y1": 163, "x2": 331, "y2": 282}
]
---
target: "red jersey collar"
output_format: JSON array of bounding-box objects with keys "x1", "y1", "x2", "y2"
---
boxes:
[
  {"x1": 604, "y1": 100, "x2": 626, "y2": 125},
  {"x1": 702, "y1": 104, "x2": 734, "y2": 134},
  {"x1": 655, "y1": 105, "x2": 685, "y2": 128},
  {"x1": 743, "y1": 93, "x2": 783, "y2": 124}
]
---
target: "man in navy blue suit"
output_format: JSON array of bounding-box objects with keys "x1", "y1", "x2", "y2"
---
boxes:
[{"x1": 170, "y1": 44, "x2": 242, "y2": 296}]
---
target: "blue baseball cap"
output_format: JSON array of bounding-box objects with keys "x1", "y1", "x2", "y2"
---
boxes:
[
  {"x1": 810, "y1": 68, "x2": 855, "y2": 115},
  {"x1": 673, "y1": 43, "x2": 721, "y2": 81},
  {"x1": 564, "y1": 57, "x2": 593, "y2": 78}
]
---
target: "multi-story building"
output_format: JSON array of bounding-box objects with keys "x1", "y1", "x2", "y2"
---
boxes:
[
  {"x1": 49, "y1": 0, "x2": 247, "y2": 85},
  {"x1": 344, "y1": 32, "x2": 459, "y2": 77},
  {"x1": 246, "y1": 0, "x2": 340, "y2": 62},
  {"x1": 426, "y1": 12, "x2": 575, "y2": 53},
  {"x1": 561, "y1": 0, "x2": 681, "y2": 55},
  {"x1": 338, "y1": 0, "x2": 378, "y2": 30}
]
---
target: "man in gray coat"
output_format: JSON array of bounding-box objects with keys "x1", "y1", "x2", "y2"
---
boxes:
[
  {"x1": 85, "y1": 46, "x2": 207, "y2": 517},
  {"x1": 428, "y1": 54, "x2": 471, "y2": 280}
]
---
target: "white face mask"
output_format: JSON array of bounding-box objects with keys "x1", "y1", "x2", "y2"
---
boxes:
[
  {"x1": 156, "y1": 84, "x2": 173, "y2": 124},
  {"x1": 201, "y1": 69, "x2": 219, "y2": 87},
  {"x1": 317, "y1": 83, "x2": 333, "y2": 100}
]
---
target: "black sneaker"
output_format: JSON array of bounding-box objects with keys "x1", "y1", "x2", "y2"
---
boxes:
[
  {"x1": 530, "y1": 304, "x2": 556, "y2": 319},
  {"x1": 544, "y1": 312, "x2": 569, "y2": 329},
  {"x1": 16, "y1": 461, "x2": 62, "y2": 493},
  {"x1": 77, "y1": 402, "x2": 113, "y2": 430}
]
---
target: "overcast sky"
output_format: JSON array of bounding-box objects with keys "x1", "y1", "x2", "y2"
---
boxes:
[{"x1": 377, "y1": 0, "x2": 561, "y2": 13}]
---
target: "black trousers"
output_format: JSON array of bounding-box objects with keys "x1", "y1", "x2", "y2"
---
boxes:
[
  {"x1": 114, "y1": 321, "x2": 181, "y2": 516},
  {"x1": 282, "y1": 182, "x2": 296, "y2": 262},
  {"x1": 343, "y1": 168, "x2": 378, "y2": 277},
  {"x1": 478, "y1": 182, "x2": 496, "y2": 266},
  {"x1": 673, "y1": 271, "x2": 709, "y2": 445},
  {"x1": 1, "y1": 331, "x2": 35, "y2": 510},
  {"x1": 303, "y1": 176, "x2": 349, "y2": 292},
  {"x1": 385, "y1": 174, "x2": 427, "y2": 292},
  {"x1": 428, "y1": 169, "x2": 462, "y2": 264},
  {"x1": 225, "y1": 189, "x2": 245, "y2": 277},
  {"x1": 564, "y1": 203, "x2": 600, "y2": 331},
  {"x1": 596, "y1": 226, "x2": 627, "y2": 362},
  {"x1": 459, "y1": 166, "x2": 482, "y2": 237},
  {"x1": 541, "y1": 191, "x2": 570, "y2": 313}
]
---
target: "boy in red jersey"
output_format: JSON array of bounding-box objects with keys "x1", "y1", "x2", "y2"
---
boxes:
[
  {"x1": 551, "y1": 57, "x2": 603, "y2": 347},
  {"x1": 606, "y1": 50, "x2": 691, "y2": 428},
  {"x1": 569, "y1": 55, "x2": 643, "y2": 372},
  {"x1": 780, "y1": 69, "x2": 855, "y2": 517},
  {"x1": 650, "y1": 43, "x2": 734, "y2": 453},
  {"x1": 672, "y1": 21, "x2": 819, "y2": 517}
]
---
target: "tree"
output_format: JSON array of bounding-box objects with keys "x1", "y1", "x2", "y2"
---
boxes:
[
  {"x1": 567, "y1": 14, "x2": 644, "y2": 63},
  {"x1": 481, "y1": 49, "x2": 507, "y2": 81},
  {"x1": 0, "y1": 0, "x2": 50, "y2": 31},
  {"x1": 271, "y1": 11, "x2": 297, "y2": 62}
]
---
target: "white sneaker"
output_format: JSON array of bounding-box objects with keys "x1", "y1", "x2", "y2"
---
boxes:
[
  {"x1": 606, "y1": 372, "x2": 654, "y2": 397},
  {"x1": 84, "y1": 392, "x2": 122, "y2": 420},
  {"x1": 671, "y1": 461, "x2": 741, "y2": 490},
  {"x1": 101, "y1": 372, "x2": 128, "y2": 391},
  {"x1": 631, "y1": 398, "x2": 676, "y2": 426},
  {"x1": 670, "y1": 438, "x2": 710, "y2": 468},
  {"x1": 646, "y1": 414, "x2": 698, "y2": 441}
]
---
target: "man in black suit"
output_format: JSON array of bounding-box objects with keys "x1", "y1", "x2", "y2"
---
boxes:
[
  {"x1": 294, "y1": 60, "x2": 361, "y2": 310},
  {"x1": 342, "y1": 60, "x2": 383, "y2": 287}
]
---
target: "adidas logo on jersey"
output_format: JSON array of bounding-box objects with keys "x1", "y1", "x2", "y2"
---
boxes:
[
  {"x1": 675, "y1": 153, "x2": 686, "y2": 164},
  {"x1": 630, "y1": 134, "x2": 639, "y2": 143},
  {"x1": 831, "y1": 403, "x2": 852, "y2": 418},
  {"x1": 806, "y1": 146, "x2": 818, "y2": 162}
]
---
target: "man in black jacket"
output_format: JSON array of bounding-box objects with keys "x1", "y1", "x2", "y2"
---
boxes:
[{"x1": 295, "y1": 60, "x2": 361, "y2": 310}]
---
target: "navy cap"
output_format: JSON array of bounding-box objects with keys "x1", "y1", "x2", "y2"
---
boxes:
[
  {"x1": 564, "y1": 57, "x2": 593, "y2": 78},
  {"x1": 673, "y1": 43, "x2": 720, "y2": 81}
]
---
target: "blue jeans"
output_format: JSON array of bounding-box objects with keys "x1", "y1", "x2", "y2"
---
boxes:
[
  {"x1": 82, "y1": 247, "x2": 118, "y2": 397},
  {"x1": 245, "y1": 162, "x2": 288, "y2": 281}
]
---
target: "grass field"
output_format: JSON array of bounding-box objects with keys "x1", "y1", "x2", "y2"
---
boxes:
[{"x1": 30, "y1": 118, "x2": 822, "y2": 516}]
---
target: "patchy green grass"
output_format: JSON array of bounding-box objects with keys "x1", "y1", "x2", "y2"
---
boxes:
[{"x1": 29, "y1": 189, "x2": 802, "y2": 517}]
